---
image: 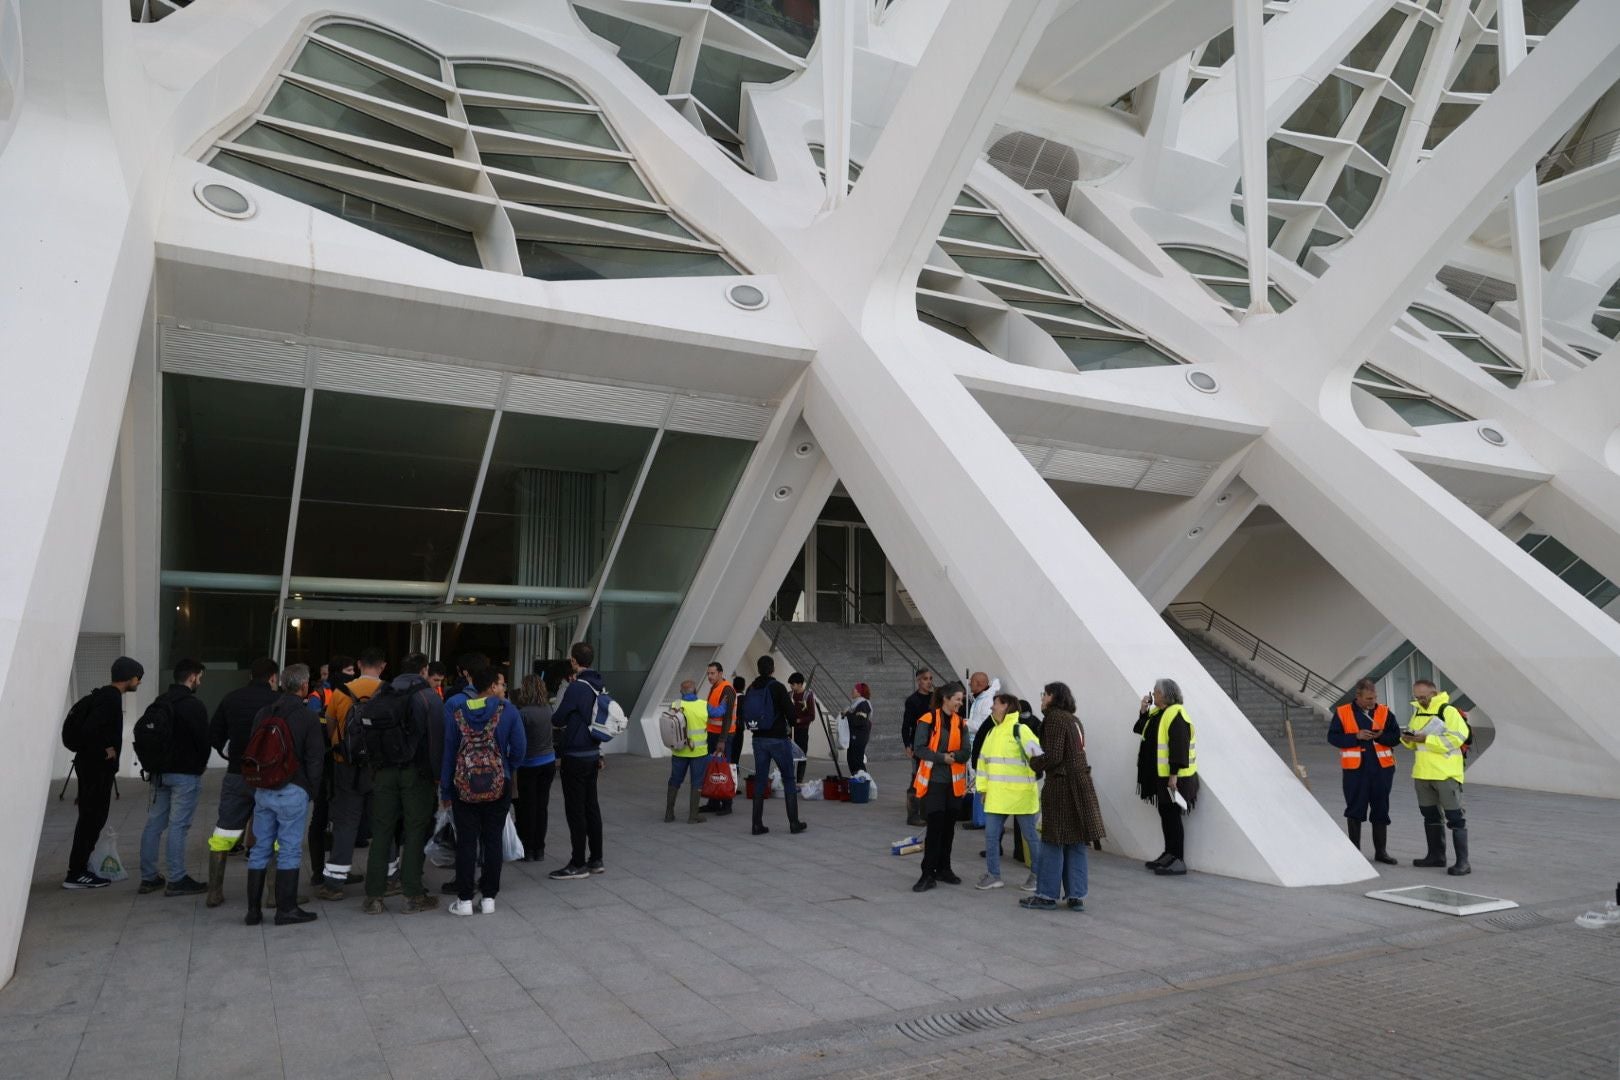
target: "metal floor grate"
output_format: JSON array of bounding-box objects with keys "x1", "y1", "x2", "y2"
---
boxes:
[
  {"x1": 896, "y1": 1006, "x2": 1020, "y2": 1042},
  {"x1": 1485, "y1": 910, "x2": 1553, "y2": 932}
]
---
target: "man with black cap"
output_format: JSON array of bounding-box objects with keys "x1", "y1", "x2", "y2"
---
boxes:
[{"x1": 63, "y1": 656, "x2": 143, "y2": 889}]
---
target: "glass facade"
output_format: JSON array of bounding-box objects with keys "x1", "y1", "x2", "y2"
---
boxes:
[
  {"x1": 1407, "y1": 307, "x2": 1523, "y2": 386},
  {"x1": 1161, "y1": 245, "x2": 1294, "y2": 317}
]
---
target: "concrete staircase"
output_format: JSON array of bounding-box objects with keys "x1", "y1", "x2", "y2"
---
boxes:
[
  {"x1": 1170, "y1": 624, "x2": 1323, "y2": 748},
  {"x1": 762, "y1": 621, "x2": 954, "y2": 761}
]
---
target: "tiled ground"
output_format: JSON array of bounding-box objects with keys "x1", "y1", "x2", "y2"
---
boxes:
[{"x1": 4, "y1": 740, "x2": 1617, "y2": 1079}]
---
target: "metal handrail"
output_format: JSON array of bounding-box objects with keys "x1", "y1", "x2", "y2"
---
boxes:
[
  {"x1": 766, "y1": 621, "x2": 850, "y2": 777},
  {"x1": 1166, "y1": 601, "x2": 1347, "y2": 706},
  {"x1": 1538, "y1": 126, "x2": 1620, "y2": 182}
]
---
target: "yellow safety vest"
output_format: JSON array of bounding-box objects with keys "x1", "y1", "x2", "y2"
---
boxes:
[
  {"x1": 979, "y1": 714, "x2": 1041, "y2": 816},
  {"x1": 1153, "y1": 704, "x2": 1197, "y2": 778},
  {"x1": 672, "y1": 698, "x2": 711, "y2": 758},
  {"x1": 1405, "y1": 692, "x2": 1468, "y2": 783}
]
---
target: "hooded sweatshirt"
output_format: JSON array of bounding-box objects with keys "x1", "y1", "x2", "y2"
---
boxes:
[{"x1": 440, "y1": 693, "x2": 527, "y2": 803}]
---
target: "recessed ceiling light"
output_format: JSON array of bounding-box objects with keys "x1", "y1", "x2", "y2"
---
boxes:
[
  {"x1": 194, "y1": 180, "x2": 255, "y2": 219},
  {"x1": 1187, "y1": 369, "x2": 1219, "y2": 393},
  {"x1": 727, "y1": 283, "x2": 768, "y2": 310}
]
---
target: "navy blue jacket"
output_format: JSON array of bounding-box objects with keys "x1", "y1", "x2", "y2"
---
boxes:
[
  {"x1": 440, "y1": 694, "x2": 526, "y2": 802},
  {"x1": 553, "y1": 669, "x2": 606, "y2": 758}
]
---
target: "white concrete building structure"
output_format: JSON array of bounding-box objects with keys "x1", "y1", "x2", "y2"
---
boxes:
[{"x1": 1, "y1": 0, "x2": 1618, "y2": 984}]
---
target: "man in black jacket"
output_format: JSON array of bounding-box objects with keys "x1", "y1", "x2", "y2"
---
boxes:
[
  {"x1": 547, "y1": 642, "x2": 607, "y2": 881},
  {"x1": 363, "y1": 652, "x2": 444, "y2": 915},
  {"x1": 901, "y1": 668, "x2": 934, "y2": 828},
  {"x1": 203, "y1": 657, "x2": 280, "y2": 907},
  {"x1": 245, "y1": 663, "x2": 326, "y2": 926},
  {"x1": 745, "y1": 655, "x2": 806, "y2": 838},
  {"x1": 63, "y1": 656, "x2": 144, "y2": 889},
  {"x1": 137, "y1": 658, "x2": 211, "y2": 896}
]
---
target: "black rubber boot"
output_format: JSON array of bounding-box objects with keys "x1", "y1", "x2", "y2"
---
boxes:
[
  {"x1": 687, "y1": 785, "x2": 706, "y2": 824},
  {"x1": 1371, "y1": 824, "x2": 1396, "y2": 865},
  {"x1": 1447, "y1": 829, "x2": 1471, "y2": 876},
  {"x1": 1347, "y1": 820, "x2": 1363, "y2": 850},
  {"x1": 664, "y1": 787, "x2": 678, "y2": 823},
  {"x1": 244, "y1": 869, "x2": 266, "y2": 926},
  {"x1": 1413, "y1": 822, "x2": 1447, "y2": 867},
  {"x1": 274, "y1": 870, "x2": 318, "y2": 925},
  {"x1": 206, "y1": 851, "x2": 228, "y2": 908}
]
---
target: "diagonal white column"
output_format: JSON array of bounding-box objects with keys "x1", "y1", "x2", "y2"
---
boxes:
[
  {"x1": 1496, "y1": 0, "x2": 1548, "y2": 382},
  {"x1": 818, "y1": 0, "x2": 858, "y2": 210},
  {"x1": 1232, "y1": 0, "x2": 1273, "y2": 316}
]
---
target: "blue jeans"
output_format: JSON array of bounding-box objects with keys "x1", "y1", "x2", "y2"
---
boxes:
[
  {"x1": 140, "y1": 772, "x2": 202, "y2": 881},
  {"x1": 1035, "y1": 840, "x2": 1089, "y2": 902},
  {"x1": 668, "y1": 755, "x2": 705, "y2": 789},
  {"x1": 248, "y1": 784, "x2": 311, "y2": 871},
  {"x1": 984, "y1": 812, "x2": 1038, "y2": 879},
  {"x1": 751, "y1": 737, "x2": 800, "y2": 826}
]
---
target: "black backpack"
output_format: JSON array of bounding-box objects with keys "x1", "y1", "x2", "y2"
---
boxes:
[
  {"x1": 349, "y1": 684, "x2": 419, "y2": 769},
  {"x1": 132, "y1": 695, "x2": 176, "y2": 778},
  {"x1": 61, "y1": 693, "x2": 95, "y2": 754}
]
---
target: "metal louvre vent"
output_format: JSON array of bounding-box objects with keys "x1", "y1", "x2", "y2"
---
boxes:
[
  {"x1": 72, "y1": 633, "x2": 125, "y2": 701},
  {"x1": 1045, "y1": 446, "x2": 1152, "y2": 487},
  {"x1": 1138, "y1": 458, "x2": 1217, "y2": 496},
  {"x1": 314, "y1": 347, "x2": 502, "y2": 408},
  {"x1": 1015, "y1": 438, "x2": 1217, "y2": 496},
  {"x1": 160, "y1": 325, "x2": 305, "y2": 387},
  {"x1": 1015, "y1": 442, "x2": 1053, "y2": 468},
  {"x1": 987, "y1": 130, "x2": 1082, "y2": 213},
  {"x1": 1437, "y1": 267, "x2": 1516, "y2": 314},
  {"x1": 896, "y1": 1006, "x2": 1019, "y2": 1043},
  {"x1": 504, "y1": 374, "x2": 669, "y2": 428},
  {"x1": 667, "y1": 396, "x2": 773, "y2": 440}
]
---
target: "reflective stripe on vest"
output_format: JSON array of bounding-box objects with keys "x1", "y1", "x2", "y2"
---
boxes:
[
  {"x1": 706, "y1": 682, "x2": 731, "y2": 735},
  {"x1": 1154, "y1": 704, "x2": 1197, "y2": 778},
  {"x1": 675, "y1": 699, "x2": 710, "y2": 757},
  {"x1": 1335, "y1": 703, "x2": 1394, "y2": 770},
  {"x1": 980, "y1": 717, "x2": 1041, "y2": 815},
  {"x1": 912, "y1": 710, "x2": 966, "y2": 798}
]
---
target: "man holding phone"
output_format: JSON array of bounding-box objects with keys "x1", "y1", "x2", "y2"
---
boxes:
[{"x1": 1328, "y1": 678, "x2": 1401, "y2": 864}]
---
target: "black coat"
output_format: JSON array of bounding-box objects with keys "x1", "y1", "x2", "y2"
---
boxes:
[{"x1": 210, "y1": 680, "x2": 279, "y2": 774}]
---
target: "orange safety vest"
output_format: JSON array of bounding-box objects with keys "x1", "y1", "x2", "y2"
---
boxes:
[
  {"x1": 706, "y1": 681, "x2": 733, "y2": 735},
  {"x1": 912, "y1": 710, "x2": 967, "y2": 798},
  {"x1": 1336, "y1": 703, "x2": 1395, "y2": 770}
]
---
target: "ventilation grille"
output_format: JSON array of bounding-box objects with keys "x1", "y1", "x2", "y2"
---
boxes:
[
  {"x1": 314, "y1": 347, "x2": 503, "y2": 408},
  {"x1": 72, "y1": 633, "x2": 126, "y2": 701},
  {"x1": 1484, "y1": 910, "x2": 1551, "y2": 932},
  {"x1": 667, "y1": 396, "x2": 773, "y2": 441},
  {"x1": 987, "y1": 131, "x2": 1081, "y2": 212},
  {"x1": 1437, "y1": 267, "x2": 1516, "y2": 314},
  {"x1": 161, "y1": 326, "x2": 305, "y2": 387},
  {"x1": 505, "y1": 374, "x2": 668, "y2": 428},
  {"x1": 896, "y1": 1006, "x2": 1019, "y2": 1043},
  {"x1": 1016, "y1": 439, "x2": 1216, "y2": 497}
]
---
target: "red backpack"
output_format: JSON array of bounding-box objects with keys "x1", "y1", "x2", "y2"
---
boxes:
[{"x1": 243, "y1": 703, "x2": 300, "y2": 790}]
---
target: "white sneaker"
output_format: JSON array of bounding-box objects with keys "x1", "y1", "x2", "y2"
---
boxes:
[
  {"x1": 479, "y1": 897, "x2": 495, "y2": 915},
  {"x1": 975, "y1": 874, "x2": 1004, "y2": 890},
  {"x1": 448, "y1": 899, "x2": 474, "y2": 917}
]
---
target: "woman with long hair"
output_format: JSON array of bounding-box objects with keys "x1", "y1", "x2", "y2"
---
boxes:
[
  {"x1": 845, "y1": 683, "x2": 873, "y2": 775},
  {"x1": 511, "y1": 674, "x2": 555, "y2": 862},
  {"x1": 1020, "y1": 682, "x2": 1105, "y2": 911},
  {"x1": 910, "y1": 681, "x2": 968, "y2": 892}
]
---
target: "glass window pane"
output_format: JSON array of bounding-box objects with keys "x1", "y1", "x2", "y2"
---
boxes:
[
  {"x1": 516, "y1": 240, "x2": 736, "y2": 280},
  {"x1": 453, "y1": 63, "x2": 587, "y2": 103},
  {"x1": 161, "y1": 588, "x2": 279, "y2": 699},
  {"x1": 232, "y1": 123, "x2": 399, "y2": 176},
  {"x1": 483, "y1": 154, "x2": 653, "y2": 201},
  {"x1": 459, "y1": 412, "x2": 656, "y2": 590},
  {"x1": 317, "y1": 23, "x2": 442, "y2": 79},
  {"x1": 1010, "y1": 300, "x2": 1121, "y2": 328},
  {"x1": 1361, "y1": 96, "x2": 1405, "y2": 165},
  {"x1": 1354, "y1": 365, "x2": 1402, "y2": 387},
  {"x1": 951, "y1": 254, "x2": 1064, "y2": 293},
  {"x1": 1559, "y1": 559, "x2": 1605, "y2": 598},
  {"x1": 1164, "y1": 246, "x2": 1247, "y2": 277},
  {"x1": 1450, "y1": 44, "x2": 1499, "y2": 94},
  {"x1": 1267, "y1": 285, "x2": 1294, "y2": 313},
  {"x1": 691, "y1": 45, "x2": 794, "y2": 131},
  {"x1": 1424, "y1": 102, "x2": 1475, "y2": 149},
  {"x1": 1199, "y1": 28, "x2": 1235, "y2": 69},
  {"x1": 939, "y1": 212, "x2": 1024, "y2": 249},
  {"x1": 1525, "y1": 536, "x2": 1579, "y2": 574},
  {"x1": 211, "y1": 155, "x2": 482, "y2": 266},
  {"x1": 1053, "y1": 336, "x2": 1180, "y2": 372},
  {"x1": 1586, "y1": 579, "x2": 1620, "y2": 610},
  {"x1": 291, "y1": 42, "x2": 448, "y2": 115},
  {"x1": 1390, "y1": 20, "x2": 1432, "y2": 93},
  {"x1": 1343, "y1": 9, "x2": 1405, "y2": 71},
  {"x1": 1488, "y1": 368, "x2": 1523, "y2": 388},
  {"x1": 1377, "y1": 393, "x2": 1466, "y2": 426},
  {"x1": 464, "y1": 105, "x2": 619, "y2": 150},
  {"x1": 955, "y1": 191, "x2": 986, "y2": 208},
  {"x1": 292, "y1": 391, "x2": 494, "y2": 582},
  {"x1": 162, "y1": 374, "x2": 304, "y2": 575},
  {"x1": 1205, "y1": 280, "x2": 1249, "y2": 308},
  {"x1": 1594, "y1": 314, "x2": 1620, "y2": 338},
  {"x1": 1283, "y1": 75, "x2": 1357, "y2": 137},
  {"x1": 554, "y1": 206, "x2": 696, "y2": 239},
  {"x1": 1267, "y1": 143, "x2": 1322, "y2": 200},
  {"x1": 1327, "y1": 166, "x2": 1380, "y2": 229},
  {"x1": 574, "y1": 7, "x2": 683, "y2": 94},
  {"x1": 265, "y1": 82, "x2": 454, "y2": 155},
  {"x1": 1445, "y1": 336, "x2": 1512, "y2": 369},
  {"x1": 1409, "y1": 307, "x2": 1466, "y2": 333},
  {"x1": 710, "y1": 0, "x2": 819, "y2": 58}
]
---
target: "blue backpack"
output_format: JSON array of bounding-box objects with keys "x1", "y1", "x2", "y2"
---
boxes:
[
  {"x1": 581, "y1": 681, "x2": 628, "y2": 743},
  {"x1": 741, "y1": 680, "x2": 776, "y2": 733}
]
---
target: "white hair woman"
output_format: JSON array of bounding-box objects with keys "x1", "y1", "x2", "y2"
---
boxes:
[{"x1": 1134, "y1": 678, "x2": 1197, "y2": 876}]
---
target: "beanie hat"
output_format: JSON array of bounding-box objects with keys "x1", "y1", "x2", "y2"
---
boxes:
[{"x1": 111, "y1": 656, "x2": 144, "y2": 683}]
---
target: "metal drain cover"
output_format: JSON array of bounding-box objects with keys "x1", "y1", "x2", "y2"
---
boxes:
[
  {"x1": 1484, "y1": 910, "x2": 1552, "y2": 931},
  {"x1": 897, "y1": 1006, "x2": 1019, "y2": 1042}
]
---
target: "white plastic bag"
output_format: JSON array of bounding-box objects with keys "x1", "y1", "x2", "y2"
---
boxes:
[
  {"x1": 502, "y1": 810, "x2": 525, "y2": 862},
  {"x1": 856, "y1": 770, "x2": 878, "y2": 800},
  {"x1": 789, "y1": 740, "x2": 807, "y2": 761},
  {"x1": 836, "y1": 714, "x2": 851, "y2": 750},
  {"x1": 800, "y1": 782, "x2": 823, "y2": 801},
  {"x1": 424, "y1": 807, "x2": 456, "y2": 868},
  {"x1": 89, "y1": 828, "x2": 127, "y2": 882}
]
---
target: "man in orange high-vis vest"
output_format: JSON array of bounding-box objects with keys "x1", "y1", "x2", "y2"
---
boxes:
[
  {"x1": 1326, "y1": 678, "x2": 1401, "y2": 864},
  {"x1": 699, "y1": 662, "x2": 738, "y2": 815}
]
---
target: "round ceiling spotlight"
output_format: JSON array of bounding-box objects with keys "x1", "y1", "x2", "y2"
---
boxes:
[
  {"x1": 794, "y1": 441, "x2": 815, "y2": 458},
  {"x1": 773, "y1": 485, "x2": 793, "y2": 501},
  {"x1": 1215, "y1": 493, "x2": 1231, "y2": 505},
  {"x1": 1186, "y1": 369, "x2": 1219, "y2": 394},
  {"x1": 726, "y1": 283, "x2": 769, "y2": 310},
  {"x1": 194, "y1": 180, "x2": 255, "y2": 219},
  {"x1": 1478, "y1": 425, "x2": 1507, "y2": 447},
  {"x1": 1186, "y1": 526, "x2": 1204, "y2": 539}
]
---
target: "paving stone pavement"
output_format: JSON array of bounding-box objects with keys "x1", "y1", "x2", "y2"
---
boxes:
[{"x1": 5, "y1": 740, "x2": 1618, "y2": 1079}]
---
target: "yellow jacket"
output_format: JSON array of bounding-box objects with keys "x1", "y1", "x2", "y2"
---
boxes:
[{"x1": 1404, "y1": 691, "x2": 1469, "y2": 783}]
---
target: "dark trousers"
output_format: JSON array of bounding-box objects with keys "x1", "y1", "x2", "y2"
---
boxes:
[
  {"x1": 68, "y1": 761, "x2": 115, "y2": 874},
  {"x1": 848, "y1": 725, "x2": 870, "y2": 775},
  {"x1": 705, "y1": 733, "x2": 734, "y2": 810},
  {"x1": 922, "y1": 809, "x2": 956, "y2": 877},
  {"x1": 515, "y1": 762, "x2": 555, "y2": 858},
  {"x1": 792, "y1": 726, "x2": 811, "y2": 783},
  {"x1": 560, "y1": 756, "x2": 602, "y2": 867},
  {"x1": 1157, "y1": 793, "x2": 1185, "y2": 860},
  {"x1": 751, "y1": 737, "x2": 801, "y2": 827},
  {"x1": 307, "y1": 760, "x2": 331, "y2": 881},
  {"x1": 1342, "y1": 765, "x2": 1395, "y2": 825},
  {"x1": 452, "y1": 794, "x2": 509, "y2": 901}
]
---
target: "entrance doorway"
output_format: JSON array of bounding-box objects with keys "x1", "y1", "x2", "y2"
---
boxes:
[{"x1": 814, "y1": 522, "x2": 886, "y2": 625}]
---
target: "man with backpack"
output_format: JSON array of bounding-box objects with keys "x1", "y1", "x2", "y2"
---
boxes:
[
  {"x1": 1402, "y1": 679, "x2": 1473, "y2": 876},
  {"x1": 243, "y1": 663, "x2": 325, "y2": 926},
  {"x1": 361, "y1": 652, "x2": 444, "y2": 914},
  {"x1": 62, "y1": 656, "x2": 144, "y2": 889},
  {"x1": 135, "y1": 658, "x2": 211, "y2": 896},
  {"x1": 548, "y1": 642, "x2": 607, "y2": 881},
  {"x1": 203, "y1": 657, "x2": 281, "y2": 907},
  {"x1": 440, "y1": 667, "x2": 525, "y2": 915},
  {"x1": 744, "y1": 655, "x2": 807, "y2": 838},
  {"x1": 315, "y1": 648, "x2": 385, "y2": 901}
]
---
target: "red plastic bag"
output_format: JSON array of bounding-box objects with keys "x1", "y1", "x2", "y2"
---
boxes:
[{"x1": 701, "y1": 752, "x2": 737, "y2": 800}]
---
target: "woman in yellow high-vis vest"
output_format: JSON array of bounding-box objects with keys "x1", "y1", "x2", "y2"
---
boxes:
[
  {"x1": 975, "y1": 693, "x2": 1041, "y2": 890},
  {"x1": 1134, "y1": 678, "x2": 1197, "y2": 877}
]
